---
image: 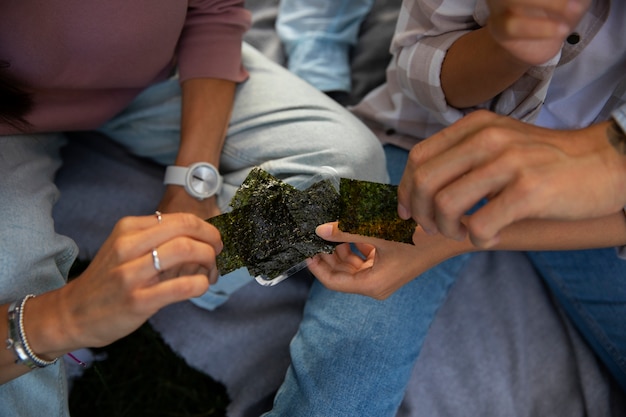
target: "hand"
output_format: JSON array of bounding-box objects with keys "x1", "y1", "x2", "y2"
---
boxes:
[
  {"x1": 158, "y1": 185, "x2": 222, "y2": 220},
  {"x1": 486, "y1": 0, "x2": 590, "y2": 65},
  {"x1": 307, "y1": 222, "x2": 469, "y2": 299},
  {"x1": 397, "y1": 110, "x2": 626, "y2": 248},
  {"x1": 56, "y1": 212, "x2": 222, "y2": 349}
]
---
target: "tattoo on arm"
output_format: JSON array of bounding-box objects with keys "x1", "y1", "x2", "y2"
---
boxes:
[{"x1": 607, "y1": 120, "x2": 626, "y2": 155}]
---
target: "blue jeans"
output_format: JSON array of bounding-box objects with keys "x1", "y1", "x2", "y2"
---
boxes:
[
  {"x1": 265, "y1": 146, "x2": 626, "y2": 416},
  {"x1": 0, "y1": 42, "x2": 388, "y2": 417},
  {"x1": 276, "y1": 0, "x2": 375, "y2": 93}
]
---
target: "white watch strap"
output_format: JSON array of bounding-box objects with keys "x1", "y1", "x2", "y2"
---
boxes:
[{"x1": 163, "y1": 166, "x2": 187, "y2": 186}]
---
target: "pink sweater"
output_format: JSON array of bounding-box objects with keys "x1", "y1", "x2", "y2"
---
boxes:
[{"x1": 0, "y1": 0, "x2": 251, "y2": 134}]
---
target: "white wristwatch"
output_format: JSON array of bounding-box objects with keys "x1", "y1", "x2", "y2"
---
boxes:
[{"x1": 163, "y1": 162, "x2": 223, "y2": 200}]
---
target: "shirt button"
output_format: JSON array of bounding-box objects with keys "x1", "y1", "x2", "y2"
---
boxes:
[{"x1": 566, "y1": 32, "x2": 581, "y2": 45}]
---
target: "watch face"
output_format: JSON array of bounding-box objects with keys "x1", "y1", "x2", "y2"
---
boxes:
[{"x1": 187, "y1": 163, "x2": 220, "y2": 199}]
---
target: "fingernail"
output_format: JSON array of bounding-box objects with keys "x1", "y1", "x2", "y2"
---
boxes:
[{"x1": 316, "y1": 223, "x2": 333, "y2": 238}]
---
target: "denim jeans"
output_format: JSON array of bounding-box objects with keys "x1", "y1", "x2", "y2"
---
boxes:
[
  {"x1": 0, "y1": 42, "x2": 388, "y2": 417},
  {"x1": 0, "y1": 134, "x2": 76, "y2": 417},
  {"x1": 265, "y1": 146, "x2": 626, "y2": 417},
  {"x1": 276, "y1": 0, "x2": 375, "y2": 93}
]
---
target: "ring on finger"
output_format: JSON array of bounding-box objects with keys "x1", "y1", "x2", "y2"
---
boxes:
[
  {"x1": 155, "y1": 210, "x2": 162, "y2": 224},
  {"x1": 151, "y1": 248, "x2": 162, "y2": 272}
]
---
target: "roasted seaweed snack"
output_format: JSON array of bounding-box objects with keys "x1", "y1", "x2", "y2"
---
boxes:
[
  {"x1": 337, "y1": 178, "x2": 416, "y2": 244},
  {"x1": 207, "y1": 168, "x2": 339, "y2": 279}
]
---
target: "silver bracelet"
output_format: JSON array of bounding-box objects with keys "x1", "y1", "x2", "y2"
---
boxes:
[{"x1": 6, "y1": 294, "x2": 58, "y2": 369}]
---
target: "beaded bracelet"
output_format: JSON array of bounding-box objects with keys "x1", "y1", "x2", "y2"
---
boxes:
[{"x1": 6, "y1": 294, "x2": 58, "y2": 369}]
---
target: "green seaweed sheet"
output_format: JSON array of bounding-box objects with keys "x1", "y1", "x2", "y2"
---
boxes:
[
  {"x1": 207, "y1": 168, "x2": 339, "y2": 279},
  {"x1": 207, "y1": 168, "x2": 417, "y2": 281},
  {"x1": 338, "y1": 178, "x2": 417, "y2": 244}
]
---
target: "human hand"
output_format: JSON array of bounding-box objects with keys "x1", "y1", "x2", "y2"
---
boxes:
[
  {"x1": 397, "y1": 110, "x2": 626, "y2": 248},
  {"x1": 158, "y1": 185, "x2": 221, "y2": 220},
  {"x1": 307, "y1": 222, "x2": 469, "y2": 299},
  {"x1": 486, "y1": 0, "x2": 590, "y2": 65},
  {"x1": 58, "y1": 212, "x2": 222, "y2": 349}
]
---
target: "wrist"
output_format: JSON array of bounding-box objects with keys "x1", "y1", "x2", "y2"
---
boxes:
[
  {"x1": 25, "y1": 289, "x2": 79, "y2": 359},
  {"x1": 6, "y1": 294, "x2": 62, "y2": 368}
]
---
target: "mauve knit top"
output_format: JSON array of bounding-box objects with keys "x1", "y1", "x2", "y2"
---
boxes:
[{"x1": 0, "y1": 0, "x2": 251, "y2": 134}]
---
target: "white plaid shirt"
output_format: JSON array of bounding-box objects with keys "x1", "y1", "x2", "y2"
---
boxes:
[
  {"x1": 352, "y1": 0, "x2": 626, "y2": 257},
  {"x1": 352, "y1": 0, "x2": 625, "y2": 150}
]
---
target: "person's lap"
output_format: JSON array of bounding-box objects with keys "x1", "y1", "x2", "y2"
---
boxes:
[
  {"x1": 0, "y1": 133, "x2": 76, "y2": 417},
  {"x1": 529, "y1": 248, "x2": 626, "y2": 391},
  {"x1": 264, "y1": 144, "x2": 626, "y2": 416},
  {"x1": 97, "y1": 41, "x2": 389, "y2": 309},
  {"x1": 99, "y1": 42, "x2": 388, "y2": 210},
  {"x1": 264, "y1": 253, "x2": 474, "y2": 417}
]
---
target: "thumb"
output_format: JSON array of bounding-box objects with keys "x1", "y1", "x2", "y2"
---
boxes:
[
  {"x1": 316, "y1": 222, "x2": 377, "y2": 244},
  {"x1": 315, "y1": 222, "x2": 342, "y2": 241}
]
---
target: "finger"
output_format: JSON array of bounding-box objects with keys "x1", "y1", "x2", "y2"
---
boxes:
[
  {"x1": 306, "y1": 252, "x2": 353, "y2": 283},
  {"x1": 110, "y1": 213, "x2": 223, "y2": 264},
  {"x1": 307, "y1": 252, "x2": 374, "y2": 294},
  {"x1": 430, "y1": 158, "x2": 514, "y2": 240},
  {"x1": 136, "y1": 274, "x2": 212, "y2": 312},
  {"x1": 128, "y1": 237, "x2": 219, "y2": 285},
  {"x1": 490, "y1": 0, "x2": 579, "y2": 19},
  {"x1": 333, "y1": 243, "x2": 374, "y2": 269},
  {"x1": 464, "y1": 169, "x2": 548, "y2": 247},
  {"x1": 159, "y1": 265, "x2": 213, "y2": 283},
  {"x1": 398, "y1": 111, "x2": 501, "y2": 223},
  {"x1": 439, "y1": 144, "x2": 556, "y2": 246},
  {"x1": 489, "y1": 0, "x2": 586, "y2": 32},
  {"x1": 490, "y1": 13, "x2": 569, "y2": 40},
  {"x1": 403, "y1": 126, "x2": 508, "y2": 235},
  {"x1": 316, "y1": 222, "x2": 380, "y2": 245}
]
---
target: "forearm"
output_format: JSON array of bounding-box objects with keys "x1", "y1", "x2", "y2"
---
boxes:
[
  {"x1": 175, "y1": 78, "x2": 236, "y2": 167},
  {"x1": 440, "y1": 27, "x2": 530, "y2": 109},
  {"x1": 460, "y1": 212, "x2": 626, "y2": 253},
  {"x1": 159, "y1": 77, "x2": 236, "y2": 218},
  {"x1": 402, "y1": 212, "x2": 626, "y2": 287}
]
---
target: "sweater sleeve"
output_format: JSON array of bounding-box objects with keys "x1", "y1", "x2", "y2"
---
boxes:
[{"x1": 177, "y1": 0, "x2": 251, "y2": 83}]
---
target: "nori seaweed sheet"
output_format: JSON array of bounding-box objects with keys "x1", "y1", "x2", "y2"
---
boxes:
[
  {"x1": 208, "y1": 169, "x2": 417, "y2": 281},
  {"x1": 337, "y1": 178, "x2": 417, "y2": 244},
  {"x1": 207, "y1": 168, "x2": 339, "y2": 279}
]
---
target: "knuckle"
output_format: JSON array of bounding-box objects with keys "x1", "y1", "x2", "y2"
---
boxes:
[
  {"x1": 473, "y1": 126, "x2": 506, "y2": 152},
  {"x1": 514, "y1": 170, "x2": 541, "y2": 195},
  {"x1": 114, "y1": 216, "x2": 136, "y2": 234},
  {"x1": 412, "y1": 167, "x2": 435, "y2": 197},
  {"x1": 408, "y1": 141, "x2": 427, "y2": 163},
  {"x1": 109, "y1": 237, "x2": 131, "y2": 260},
  {"x1": 466, "y1": 109, "x2": 497, "y2": 124},
  {"x1": 176, "y1": 212, "x2": 201, "y2": 230},
  {"x1": 466, "y1": 219, "x2": 492, "y2": 247},
  {"x1": 171, "y1": 237, "x2": 196, "y2": 256},
  {"x1": 173, "y1": 279, "x2": 198, "y2": 297},
  {"x1": 433, "y1": 190, "x2": 459, "y2": 220},
  {"x1": 125, "y1": 292, "x2": 146, "y2": 314}
]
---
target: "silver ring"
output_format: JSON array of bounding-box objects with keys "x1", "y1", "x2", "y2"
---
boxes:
[
  {"x1": 155, "y1": 210, "x2": 162, "y2": 224},
  {"x1": 151, "y1": 248, "x2": 162, "y2": 272}
]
